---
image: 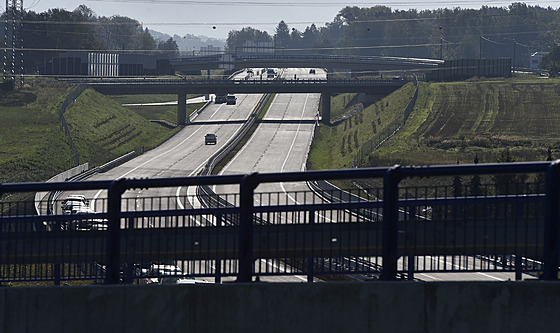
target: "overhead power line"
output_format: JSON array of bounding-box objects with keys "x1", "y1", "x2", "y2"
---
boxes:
[{"x1": 83, "y1": 0, "x2": 560, "y2": 8}]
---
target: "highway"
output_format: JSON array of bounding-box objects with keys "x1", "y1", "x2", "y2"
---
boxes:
[
  {"x1": 217, "y1": 67, "x2": 320, "y2": 195},
  {"x1": 213, "y1": 68, "x2": 323, "y2": 282},
  {"x1": 52, "y1": 70, "x2": 272, "y2": 281},
  {"x1": 212, "y1": 68, "x2": 534, "y2": 282},
  {"x1": 58, "y1": 71, "x2": 263, "y2": 226},
  {"x1": 51, "y1": 67, "x2": 535, "y2": 283}
]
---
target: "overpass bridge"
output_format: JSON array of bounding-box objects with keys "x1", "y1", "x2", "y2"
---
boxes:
[
  {"x1": 86, "y1": 77, "x2": 410, "y2": 124},
  {"x1": 170, "y1": 54, "x2": 443, "y2": 75}
]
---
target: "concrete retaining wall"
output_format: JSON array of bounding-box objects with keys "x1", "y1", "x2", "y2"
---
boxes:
[{"x1": 2, "y1": 281, "x2": 559, "y2": 332}]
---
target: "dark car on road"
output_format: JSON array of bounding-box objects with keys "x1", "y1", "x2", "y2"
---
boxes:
[{"x1": 205, "y1": 133, "x2": 217, "y2": 145}]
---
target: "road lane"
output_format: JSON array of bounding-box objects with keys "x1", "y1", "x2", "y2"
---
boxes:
[{"x1": 58, "y1": 71, "x2": 262, "y2": 226}]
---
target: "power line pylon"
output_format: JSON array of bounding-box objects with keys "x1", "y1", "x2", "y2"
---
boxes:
[{"x1": 3, "y1": 0, "x2": 24, "y2": 87}]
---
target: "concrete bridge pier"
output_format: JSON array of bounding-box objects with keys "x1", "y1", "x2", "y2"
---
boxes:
[
  {"x1": 178, "y1": 92, "x2": 186, "y2": 125},
  {"x1": 321, "y1": 93, "x2": 331, "y2": 124}
]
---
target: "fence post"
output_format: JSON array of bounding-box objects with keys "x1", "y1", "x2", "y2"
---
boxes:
[
  {"x1": 308, "y1": 209, "x2": 315, "y2": 283},
  {"x1": 381, "y1": 165, "x2": 401, "y2": 280},
  {"x1": 53, "y1": 263, "x2": 61, "y2": 286},
  {"x1": 105, "y1": 179, "x2": 126, "y2": 284},
  {"x1": 237, "y1": 173, "x2": 258, "y2": 282},
  {"x1": 543, "y1": 161, "x2": 560, "y2": 280},
  {"x1": 215, "y1": 213, "x2": 222, "y2": 284}
]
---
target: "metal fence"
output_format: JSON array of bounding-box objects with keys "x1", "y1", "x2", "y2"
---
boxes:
[
  {"x1": 1, "y1": 161, "x2": 559, "y2": 285},
  {"x1": 59, "y1": 84, "x2": 88, "y2": 168},
  {"x1": 352, "y1": 76, "x2": 418, "y2": 167}
]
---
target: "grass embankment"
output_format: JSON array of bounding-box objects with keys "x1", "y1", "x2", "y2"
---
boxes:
[
  {"x1": 309, "y1": 84, "x2": 416, "y2": 170},
  {"x1": 309, "y1": 77, "x2": 560, "y2": 171},
  {"x1": 65, "y1": 90, "x2": 204, "y2": 165},
  {"x1": 0, "y1": 81, "x2": 203, "y2": 186},
  {"x1": 0, "y1": 80, "x2": 73, "y2": 184}
]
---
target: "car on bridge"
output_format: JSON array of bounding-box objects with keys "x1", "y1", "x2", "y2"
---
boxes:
[
  {"x1": 226, "y1": 95, "x2": 237, "y2": 105},
  {"x1": 266, "y1": 68, "x2": 276, "y2": 78},
  {"x1": 215, "y1": 93, "x2": 227, "y2": 104}
]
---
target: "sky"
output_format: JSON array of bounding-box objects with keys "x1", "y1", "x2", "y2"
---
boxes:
[{"x1": 20, "y1": 0, "x2": 560, "y2": 40}]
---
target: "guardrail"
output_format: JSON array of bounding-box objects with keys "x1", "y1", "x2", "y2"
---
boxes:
[
  {"x1": 1, "y1": 161, "x2": 559, "y2": 284},
  {"x1": 170, "y1": 54, "x2": 443, "y2": 66},
  {"x1": 78, "y1": 78, "x2": 411, "y2": 86}
]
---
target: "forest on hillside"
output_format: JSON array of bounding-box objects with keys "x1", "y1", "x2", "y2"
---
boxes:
[{"x1": 227, "y1": 3, "x2": 560, "y2": 68}]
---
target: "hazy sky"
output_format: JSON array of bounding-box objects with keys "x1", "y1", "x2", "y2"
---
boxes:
[{"x1": 22, "y1": 0, "x2": 560, "y2": 40}]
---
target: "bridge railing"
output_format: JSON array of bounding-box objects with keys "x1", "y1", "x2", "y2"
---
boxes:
[{"x1": 0, "y1": 161, "x2": 559, "y2": 284}]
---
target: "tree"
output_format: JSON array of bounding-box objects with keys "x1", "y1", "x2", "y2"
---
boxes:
[
  {"x1": 274, "y1": 21, "x2": 291, "y2": 49},
  {"x1": 22, "y1": 7, "x2": 103, "y2": 71},
  {"x1": 97, "y1": 15, "x2": 142, "y2": 50},
  {"x1": 226, "y1": 27, "x2": 272, "y2": 52},
  {"x1": 290, "y1": 28, "x2": 303, "y2": 50},
  {"x1": 493, "y1": 149, "x2": 528, "y2": 195},
  {"x1": 453, "y1": 175, "x2": 463, "y2": 197},
  {"x1": 540, "y1": 44, "x2": 560, "y2": 76},
  {"x1": 132, "y1": 28, "x2": 157, "y2": 52},
  {"x1": 158, "y1": 37, "x2": 179, "y2": 57},
  {"x1": 469, "y1": 154, "x2": 482, "y2": 197},
  {"x1": 302, "y1": 24, "x2": 319, "y2": 51}
]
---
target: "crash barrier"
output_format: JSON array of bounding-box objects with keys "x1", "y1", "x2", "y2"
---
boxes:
[
  {"x1": 2, "y1": 161, "x2": 560, "y2": 284},
  {"x1": 97, "y1": 151, "x2": 137, "y2": 173},
  {"x1": 200, "y1": 93, "x2": 272, "y2": 176},
  {"x1": 34, "y1": 163, "x2": 89, "y2": 215}
]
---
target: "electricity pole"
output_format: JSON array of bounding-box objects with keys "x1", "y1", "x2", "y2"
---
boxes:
[{"x1": 3, "y1": 0, "x2": 24, "y2": 87}]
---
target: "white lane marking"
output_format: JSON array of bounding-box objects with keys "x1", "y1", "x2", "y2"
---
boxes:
[
  {"x1": 217, "y1": 92, "x2": 332, "y2": 222},
  {"x1": 91, "y1": 110, "x2": 215, "y2": 208},
  {"x1": 259, "y1": 259, "x2": 308, "y2": 282},
  {"x1": 418, "y1": 273, "x2": 442, "y2": 281},
  {"x1": 425, "y1": 256, "x2": 506, "y2": 281},
  {"x1": 477, "y1": 272, "x2": 506, "y2": 281},
  {"x1": 279, "y1": 94, "x2": 310, "y2": 201}
]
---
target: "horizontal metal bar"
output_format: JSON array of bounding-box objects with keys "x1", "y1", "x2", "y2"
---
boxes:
[{"x1": 0, "y1": 219, "x2": 543, "y2": 264}]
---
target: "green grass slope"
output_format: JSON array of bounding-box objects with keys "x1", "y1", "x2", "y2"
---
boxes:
[
  {"x1": 310, "y1": 77, "x2": 560, "y2": 170},
  {"x1": 309, "y1": 84, "x2": 416, "y2": 170},
  {"x1": 369, "y1": 78, "x2": 560, "y2": 166},
  {"x1": 0, "y1": 82, "x2": 203, "y2": 184},
  {"x1": 0, "y1": 81, "x2": 73, "y2": 183},
  {"x1": 64, "y1": 89, "x2": 185, "y2": 165}
]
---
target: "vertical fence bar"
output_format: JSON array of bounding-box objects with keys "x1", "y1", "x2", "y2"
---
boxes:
[
  {"x1": 54, "y1": 263, "x2": 61, "y2": 286},
  {"x1": 237, "y1": 173, "x2": 258, "y2": 282},
  {"x1": 215, "y1": 213, "x2": 222, "y2": 284},
  {"x1": 125, "y1": 217, "x2": 135, "y2": 284},
  {"x1": 307, "y1": 209, "x2": 315, "y2": 283},
  {"x1": 381, "y1": 165, "x2": 401, "y2": 280},
  {"x1": 543, "y1": 161, "x2": 560, "y2": 280},
  {"x1": 105, "y1": 179, "x2": 126, "y2": 284},
  {"x1": 515, "y1": 255, "x2": 522, "y2": 281}
]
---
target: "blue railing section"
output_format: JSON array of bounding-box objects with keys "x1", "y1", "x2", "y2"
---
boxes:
[{"x1": 0, "y1": 161, "x2": 559, "y2": 285}]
